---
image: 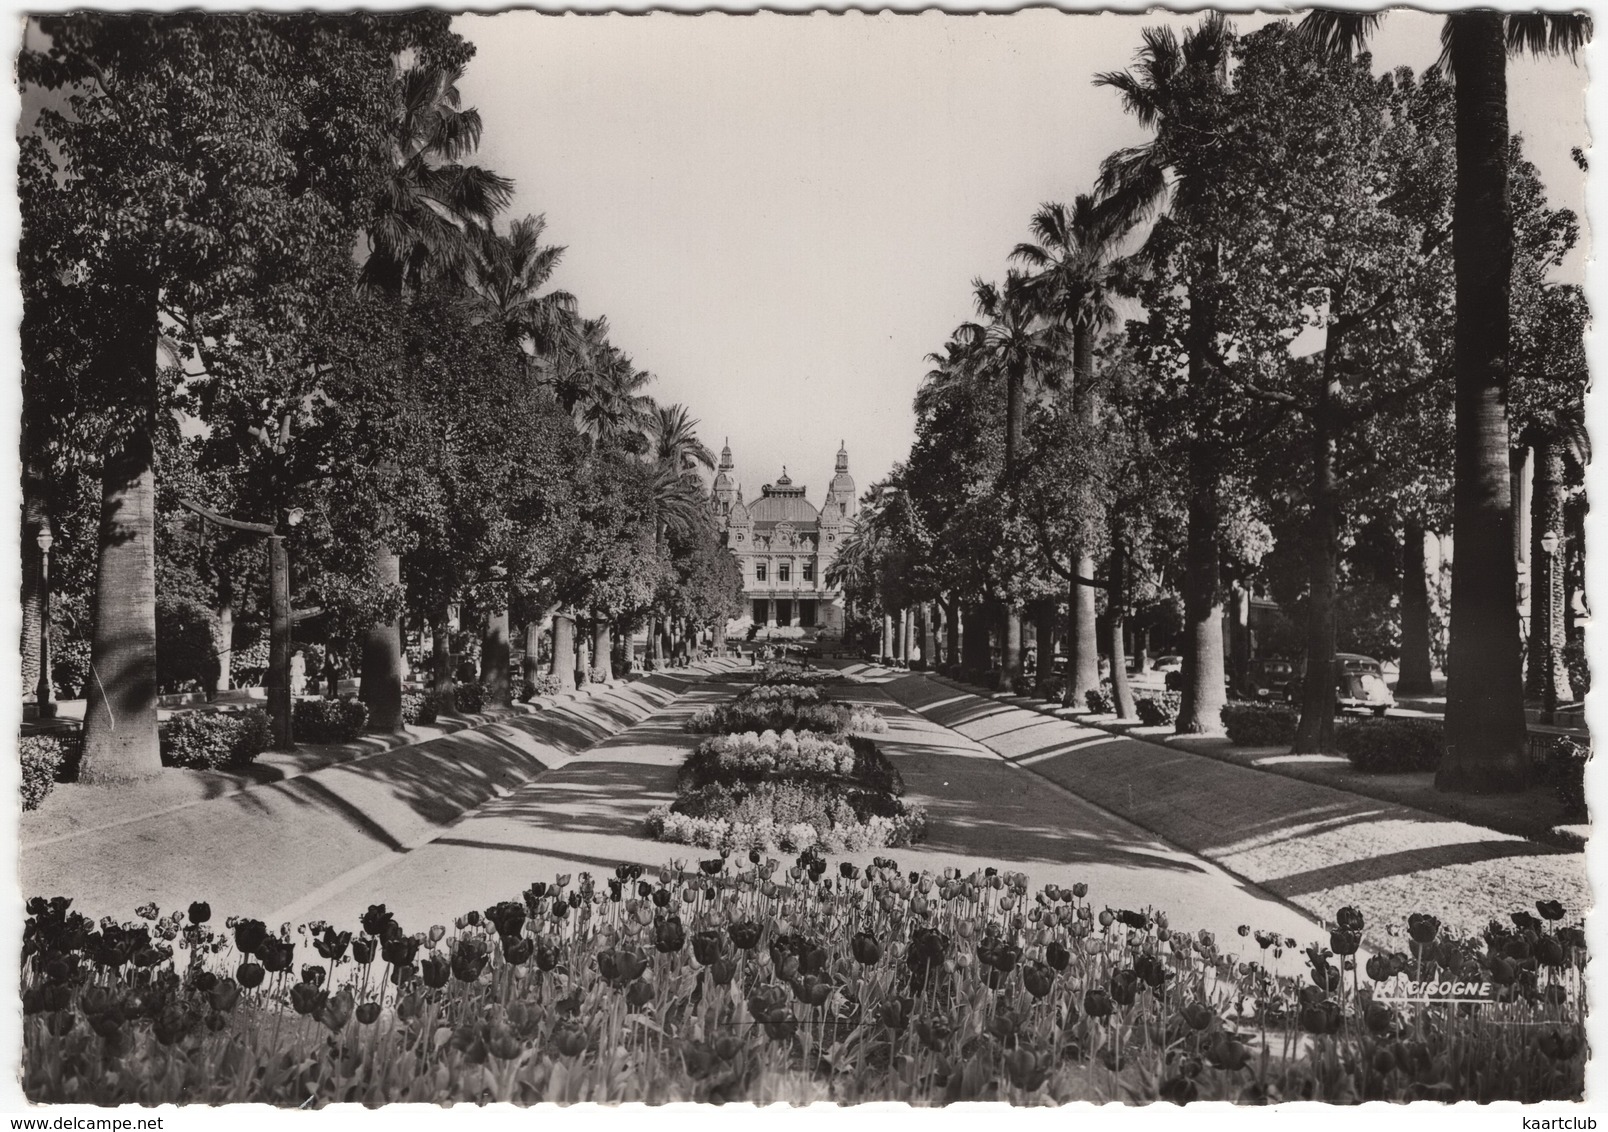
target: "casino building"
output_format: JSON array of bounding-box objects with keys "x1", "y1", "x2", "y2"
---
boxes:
[{"x1": 711, "y1": 440, "x2": 857, "y2": 635}]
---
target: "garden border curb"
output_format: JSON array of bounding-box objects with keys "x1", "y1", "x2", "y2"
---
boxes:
[{"x1": 925, "y1": 675, "x2": 1587, "y2": 852}]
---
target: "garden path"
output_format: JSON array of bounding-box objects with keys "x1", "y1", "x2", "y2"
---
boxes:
[
  {"x1": 290, "y1": 672, "x2": 1324, "y2": 951},
  {"x1": 865, "y1": 671, "x2": 1589, "y2": 944}
]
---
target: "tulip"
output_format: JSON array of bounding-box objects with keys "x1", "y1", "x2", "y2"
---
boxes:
[
  {"x1": 237, "y1": 962, "x2": 265, "y2": 990},
  {"x1": 356, "y1": 1002, "x2": 381, "y2": 1026},
  {"x1": 1537, "y1": 899, "x2": 1567, "y2": 922},
  {"x1": 654, "y1": 916, "x2": 686, "y2": 954},
  {"x1": 290, "y1": 982, "x2": 327, "y2": 1016},
  {"x1": 187, "y1": 901, "x2": 211, "y2": 926},
  {"x1": 1022, "y1": 962, "x2": 1054, "y2": 999},
  {"x1": 300, "y1": 964, "x2": 326, "y2": 988},
  {"x1": 1180, "y1": 1001, "x2": 1213, "y2": 1031},
  {"x1": 1083, "y1": 988, "x2": 1114, "y2": 1019},
  {"x1": 352, "y1": 937, "x2": 376, "y2": 965},
  {"x1": 1045, "y1": 941, "x2": 1070, "y2": 971},
  {"x1": 851, "y1": 930, "x2": 882, "y2": 965},
  {"x1": 1336, "y1": 906, "x2": 1364, "y2": 932}
]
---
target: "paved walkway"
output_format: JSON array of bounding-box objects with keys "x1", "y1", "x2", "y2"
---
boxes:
[
  {"x1": 293, "y1": 672, "x2": 1322, "y2": 950},
  {"x1": 867, "y1": 672, "x2": 1588, "y2": 943},
  {"x1": 19, "y1": 670, "x2": 723, "y2": 924}
]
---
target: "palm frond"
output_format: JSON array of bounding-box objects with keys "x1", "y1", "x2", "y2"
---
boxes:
[{"x1": 1506, "y1": 12, "x2": 1592, "y2": 59}]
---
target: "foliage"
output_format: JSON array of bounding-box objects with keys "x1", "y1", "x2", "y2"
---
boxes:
[
  {"x1": 1086, "y1": 686, "x2": 1116, "y2": 715},
  {"x1": 686, "y1": 701, "x2": 884, "y2": 738},
  {"x1": 19, "y1": 863, "x2": 1586, "y2": 1104},
  {"x1": 20, "y1": 735, "x2": 75, "y2": 810},
  {"x1": 155, "y1": 593, "x2": 219, "y2": 694},
  {"x1": 1545, "y1": 737, "x2": 1589, "y2": 819},
  {"x1": 1221, "y1": 704, "x2": 1300, "y2": 747},
  {"x1": 160, "y1": 709, "x2": 273, "y2": 771},
  {"x1": 1561, "y1": 639, "x2": 1589, "y2": 699},
  {"x1": 293, "y1": 698, "x2": 370, "y2": 744},
  {"x1": 524, "y1": 676, "x2": 567, "y2": 701},
  {"x1": 678, "y1": 731, "x2": 903, "y2": 797},
  {"x1": 401, "y1": 691, "x2": 438, "y2": 727},
  {"x1": 1335, "y1": 718, "x2": 1445, "y2": 774},
  {"x1": 1134, "y1": 693, "x2": 1181, "y2": 728}
]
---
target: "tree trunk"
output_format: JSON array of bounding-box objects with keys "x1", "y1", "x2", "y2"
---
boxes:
[
  {"x1": 482, "y1": 597, "x2": 511, "y2": 707},
  {"x1": 79, "y1": 427, "x2": 162, "y2": 783},
  {"x1": 1294, "y1": 356, "x2": 1341, "y2": 754},
  {"x1": 20, "y1": 459, "x2": 46, "y2": 698},
  {"x1": 1526, "y1": 434, "x2": 1572, "y2": 701},
  {"x1": 360, "y1": 549, "x2": 404, "y2": 730},
  {"x1": 945, "y1": 598, "x2": 960, "y2": 669},
  {"x1": 1002, "y1": 606, "x2": 1023, "y2": 687},
  {"x1": 1109, "y1": 521, "x2": 1137, "y2": 721},
  {"x1": 1177, "y1": 446, "x2": 1226, "y2": 734},
  {"x1": 1067, "y1": 325, "x2": 1102, "y2": 705},
  {"x1": 1004, "y1": 361, "x2": 1025, "y2": 483},
  {"x1": 1439, "y1": 12, "x2": 1529, "y2": 793},
  {"x1": 1034, "y1": 600, "x2": 1055, "y2": 691},
  {"x1": 432, "y1": 605, "x2": 457, "y2": 715},
  {"x1": 209, "y1": 579, "x2": 233, "y2": 701},
  {"x1": 1398, "y1": 520, "x2": 1436, "y2": 696},
  {"x1": 523, "y1": 620, "x2": 542, "y2": 696},
  {"x1": 592, "y1": 614, "x2": 613, "y2": 683},
  {"x1": 549, "y1": 615, "x2": 574, "y2": 690}
]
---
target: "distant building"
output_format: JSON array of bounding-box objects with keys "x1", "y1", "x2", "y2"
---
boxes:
[{"x1": 712, "y1": 440, "x2": 857, "y2": 634}]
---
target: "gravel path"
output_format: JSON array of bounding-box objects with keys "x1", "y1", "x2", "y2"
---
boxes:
[{"x1": 873, "y1": 672, "x2": 1588, "y2": 945}]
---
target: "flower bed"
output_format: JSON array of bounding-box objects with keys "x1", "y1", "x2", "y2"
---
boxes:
[
  {"x1": 755, "y1": 661, "x2": 830, "y2": 687},
  {"x1": 677, "y1": 730, "x2": 904, "y2": 796},
  {"x1": 738, "y1": 683, "x2": 829, "y2": 705},
  {"x1": 20, "y1": 858, "x2": 1586, "y2": 1105},
  {"x1": 687, "y1": 699, "x2": 886, "y2": 737}
]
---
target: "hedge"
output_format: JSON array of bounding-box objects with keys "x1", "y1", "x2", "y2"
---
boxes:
[
  {"x1": 160, "y1": 708, "x2": 273, "y2": 771},
  {"x1": 401, "y1": 690, "x2": 438, "y2": 726},
  {"x1": 293, "y1": 698, "x2": 368, "y2": 744},
  {"x1": 1334, "y1": 717, "x2": 1444, "y2": 773},
  {"x1": 1085, "y1": 686, "x2": 1116, "y2": 715},
  {"x1": 1221, "y1": 703, "x2": 1299, "y2": 747},
  {"x1": 1547, "y1": 736, "x2": 1589, "y2": 818}
]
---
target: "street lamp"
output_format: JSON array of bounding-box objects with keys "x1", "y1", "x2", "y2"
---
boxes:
[
  {"x1": 35, "y1": 520, "x2": 54, "y2": 719},
  {"x1": 1540, "y1": 530, "x2": 1560, "y2": 725}
]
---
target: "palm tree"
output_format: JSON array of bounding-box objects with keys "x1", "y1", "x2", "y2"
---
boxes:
[
  {"x1": 956, "y1": 271, "x2": 1065, "y2": 684},
  {"x1": 574, "y1": 348, "x2": 655, "y2": 448},
  {"x1": 361, "y1": 62, "x2": 514, "y2": 295},
  {"x1": 1300, "y1": 9, "x2": 1591, "y2": 793},
  {"x1": 643, "y1": 404, "x2": 716, "y2": 665},
  {"x1": 468, "y1": 213, "x2": 578, "y2": 360},
  {"x1": 1012, "y1": 195, "x2": 1131, "y2": 706},
  {"x1": 1094, "y1": 12, "x2": 1235, "y2": 735},
  {"x1": 358, "y1": 60, "x2": 511, "y2": 731}
]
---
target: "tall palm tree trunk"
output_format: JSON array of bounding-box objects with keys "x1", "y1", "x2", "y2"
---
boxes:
[
  {"x1": 1294, "y1": 373, "x2": 1341, "y2": 754},
  {"x1": 1178, "y1": 439, "x2": 1226, "y2": 734},
  {"x1": 360, "y1": 549, "x2": 404, "y2": 729},
  {"x1": 1439, "y1": 12, "x2": 1528, "y2": 793},
  {"x1": 209, "y1": 575, "x2": 233, "y2": 700},
  {"x1": 1068, "y1": 326, "x2": 1102, "y2": 705},
  {"x1": 1398, "y1": 519, "x2": 1436, "y2": 696},
  {"x1": 79, "y1": 427, "x2": 161, "y2": 783},
  {"x1": 1526, "y1": 433, "x2": 1572, "y2": 701},
  {"x1": 523, "y1": 620, "x2": 542, "y2": 695},
  {"x1": 1034, "y1": 600, "x2": 1056, "y2": 690}
]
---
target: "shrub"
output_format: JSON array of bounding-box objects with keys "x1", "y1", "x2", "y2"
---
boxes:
[
  {"x1": 1134, "y1": 692, "x2": 1180, "y2": 728},
  {"x1": 20, "y1": 734, "x2": 75, "y2": 810},
  {"x1": 453, "y1": 680, "x2": 485, "y2": 714},
  {"x1": 1085, "y1": 686, "x2": 1115, "y2": 714},
  {"x1": 1334, "y1": 717, "x2": 1444, "y2": 773},
  {"x1": 521, "y1": 675, "x2": 567, "y2": 701},
  {"x1": 1222, "y1": 703, "x2": 1299, "y2": 747},
  {"x1": 589, "y1": 667, "x2": 609, "y2": 684},
  {"x1": 1547, "y1": 736, "x2": 1589, "y2": 818},
  {"x1": 156, "y1": 594, "x2": 218, "y2": 694},
  {"x1": 686, "y1": 700, "x2": 884, "y2": 737},
  {"x1": 1035, "y1": 676, "x2": 1066, "y2": 703},
  {"x1": 293, "y1": 698, "x2": 368, "y2": 744},
  {"x1": 739, "y1": 684, "x2": 829, "y2": 705},
  {"x1": 1009, "y1": 674, "x2": 1034, "y2": 696},
  {"x1": 401, "y1": 691, "x2": 438, "y2": 726},
  {"x1": 161, "y1": 708, "x2": 273, "y2": 770},
  {"x1": 1562, "y1": 638, "x2": 1590, "y2": 698}
]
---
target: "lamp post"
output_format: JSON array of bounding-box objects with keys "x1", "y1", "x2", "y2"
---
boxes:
[
  {"x1": 1540, "y1": 530, "x2": 1560, "y2": 726},
  {"x1": 35, "y1": 520, "x2": 54, "y2": 719},
  {"x1": 180, "y1": 500, "x2": 303, "y2": 748}
]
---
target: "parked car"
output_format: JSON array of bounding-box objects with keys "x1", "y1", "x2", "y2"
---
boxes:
[
  {"x1": 1337, "y1": 653, "x2": 1395, "y2": 716},
  {"x1": 1290, "y1": 653, "x2": 1396, "y2": 716},
  {"x1": 1243, "y1": 656, "x2": 1297, "y2": 702}
]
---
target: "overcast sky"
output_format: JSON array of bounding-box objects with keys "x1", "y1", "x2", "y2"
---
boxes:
[{"x1": 458, "y1": 11, "x2": 1587, "y2": 498}]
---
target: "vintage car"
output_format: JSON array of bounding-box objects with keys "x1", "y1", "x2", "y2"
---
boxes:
[
  {"x1": 1336, "y1": 653, "x2": 1395, "y2": 716},
  {"x1": 1243, "y1": 656, "x2": 1297, "y2": 702}
]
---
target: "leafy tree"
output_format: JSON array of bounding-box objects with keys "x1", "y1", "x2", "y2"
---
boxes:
[
  {"x1": 20, "y1": 12, "x2": 450, "y2": 779},
  {"x1": 1299, "y1": 8, "x2": 1592, "y2": 791}
]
